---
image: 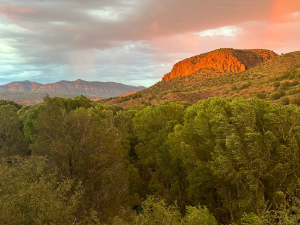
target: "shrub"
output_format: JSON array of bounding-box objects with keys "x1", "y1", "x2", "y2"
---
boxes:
[
  {"x1": 241, "y1": 213, "x2": 263, "y2": 225},
  {"x1": 256, "y1": 93, "x2": 266, "y2": 99},
  {"x1": 288, "y1": 74, "x2": 295, "y2": 79},
  {"x1": 132, "y1": 93, "x2": 142, "y2": 99},
  {"x1": 231, "y1": 85, "x2": 237, "y2": 91},
  {"x1": 279, "y1": 81, "x2": 291, "y2": 90},
  {"x1": 278, "y1": 89, "x2": 286, "y2": 97},
  {"x1": 272, "y1": 73, "x2": 289, "y2": 81},
  {"x1": 295, "y1": 71, "x2": 300, "y2": 79},
  {"x1": 118, "y1": 96, "x2": 130, "y2": 103},
  {"x1": 270, "y1": 92, "x2": 281, "y2": 100},
  {"x1": 270, "y1": 91, "x2": 285, "y2": 100},
  {"x1": 239, "y1": 82, "x2": 252, "y2": 91},
  {"x1": 273, "y1": 81, "x2": 280, "y2": 88},
  {"x1": 134, "y1": 197, "x2": 218, "y2": 225},
  {"x1": 183, "y1": 206, "x2": 218, "y2": 225},
  {"x1": 290, "y1": 96, "x2": 300, "y2": 106},
  {"x1": 148, "y1": 94, "x2": 155, "y2": 101},
  {"x1": 141, "y1": 101, "x2": 151, "y2": 106},
  {"x1": 135, "y1": 197, "x2": 182, "y2": 225},
  {"x1": 291, "y1": 80, "x2": 299, "y2": 86},
  {"x1": 288, "y1": 89, "x2": 300, "y2": 95},
  {"x1": 281, "y1": 97, "x2": 290, "y2": 105}
]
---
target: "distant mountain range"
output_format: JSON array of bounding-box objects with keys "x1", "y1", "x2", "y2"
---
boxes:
[{"x1": 0, "y1": 79, "x2": 146, "y2": 98}]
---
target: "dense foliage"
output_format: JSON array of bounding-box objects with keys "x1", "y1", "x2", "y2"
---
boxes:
[{"x1": 1, "y1": 95, "x2": 300, "y2": 224}]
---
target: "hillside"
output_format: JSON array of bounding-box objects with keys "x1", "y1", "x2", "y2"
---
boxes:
[
  {"x1": 0, "y1": 79, "x2": 146, "y2": 99},
  {"x1": 102, "y1": 49, "x2": 300, "y2": 107}
]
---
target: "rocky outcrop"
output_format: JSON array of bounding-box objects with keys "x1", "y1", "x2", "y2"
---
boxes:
[
  {"x1": 163, "y1": 48, "x2": 277, "y2": 81},
  {"x1": 0, "y1": 79, "x2": 146, "y2": 98}
]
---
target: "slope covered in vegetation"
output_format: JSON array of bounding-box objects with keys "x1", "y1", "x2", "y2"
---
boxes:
[{"x1": 103, "y1": 50, "x2": 300, "y2": 107}]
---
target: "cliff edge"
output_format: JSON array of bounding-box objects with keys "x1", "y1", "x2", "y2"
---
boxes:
[{"x1": 163, "y1": 48, "x2": 277, "y2": 81}]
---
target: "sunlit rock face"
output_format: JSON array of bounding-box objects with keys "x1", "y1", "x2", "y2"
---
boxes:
[
  {"x1": 0, "y1": 79, "x2": 146, "y2": 98},
  {"x1": 163, "y1": 48, "x2": 277, "y2": 81}
]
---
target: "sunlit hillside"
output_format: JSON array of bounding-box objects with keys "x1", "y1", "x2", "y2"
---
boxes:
[{"x1": 103, "y1": 50, "x2": 300, "y2": 107}]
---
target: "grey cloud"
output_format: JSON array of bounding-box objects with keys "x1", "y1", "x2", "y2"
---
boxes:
[{"x1": 1, "y1": 0, "x2": 300, "y2": 87}]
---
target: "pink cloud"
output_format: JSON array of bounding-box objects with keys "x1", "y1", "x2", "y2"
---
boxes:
[{"x1": 0, "y1": 4, "x2": 38, "y2": 22}]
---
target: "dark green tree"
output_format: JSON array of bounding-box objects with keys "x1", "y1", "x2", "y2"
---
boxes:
[
  {"x1": 168, "y1": 97, "x2": 300, "y2": 224},
  {"x1": 0, "y1": 105, "x2": 29, "y2": 158},
  {"x1": 24, "y1": 96, "x2": 130, "y2": 222},
  {"x1": 133, "y1": 101, "x2": 188, "y2": 208},
  {"x1": 0, "y1": 157, "x2": 81, "y2": 225}
]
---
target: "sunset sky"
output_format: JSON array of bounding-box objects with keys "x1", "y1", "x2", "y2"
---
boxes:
[{"x1": 1, "y1": 0, "x2": 300, "y2": 87}]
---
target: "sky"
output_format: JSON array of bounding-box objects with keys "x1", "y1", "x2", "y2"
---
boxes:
[{"x1": 0, "y1": 0, "x2": 300, "y2": 87}]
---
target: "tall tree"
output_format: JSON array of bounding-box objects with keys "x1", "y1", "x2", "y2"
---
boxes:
[
  {"x1": 0, "y1": 157, "x2": 81, "y2": 225},
  {"x1": 0, "y1": 105, "x2": 28, "y2": 158},
  {"x1": 24, "y1": 97, "x2": 130, "y2": 222},
  {"x1": 168, "y1": 97, "x2": 300, "y2": 224},
  {"x1": 133, "y1": 101, "x2": 188, "y2": 208}
]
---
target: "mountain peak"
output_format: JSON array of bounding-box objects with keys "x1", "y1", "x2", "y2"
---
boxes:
[{"x1": 163, "y1": 48, "x2": 278, "y2": 81}]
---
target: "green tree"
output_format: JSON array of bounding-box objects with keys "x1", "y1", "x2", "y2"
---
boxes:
[
  {"x1": 0, "y1": 99, "x2": 22, "y2": 110},
  {"x1": 0, "y1": 105, "x2": 29, "y2": 157},
  {"x1": 168, "y1": 97, "x2": 300, "y2": 224},
  {"x1": 133, "y1": 102, "x2": 188, "y2": 208},
  {"x1": 133, "y1": 196, "x2": 218, "y2": 225},
  {"x1": 135, "y1": 197, "x2": 182, "y2": 225},
  {"x1": 0, "y1": 157, "x2": 81, "y2": 225},
  {"x1": 24, "y1": 97, "x2": 130, "y2": 222}
]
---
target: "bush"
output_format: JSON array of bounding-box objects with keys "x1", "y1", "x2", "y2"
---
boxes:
[
  {"x1": 256, "y1": 93, "x2": 266, "y2": 99},
  {"x1": 281, "y1": 97, "x2": 290, "y2": 105},
  {"x1": 290, "y1": 96, "x2": 300, "y2": 106},
  {"x1": 295, "y1": 71, "x2": 300, "y2": 79},
  {"x1": 184, "y1": 206, "x2": 218, "y2": 225},
  {"x1": 148, "y1": 94, "x2": 155, "y2": 101},
  {"x1": 278, "y1": 89, "x2": 286, "y2": 97},
  {"x1": 279, "y1": 81, "x2": 291, "y2": 90},
  {"x1": 288, "y1": 74, "x2": 295, "y2": 79},
  {"x1": 132, "y1": 93, "x2": 143, "y2": 99},
  {"x1": 141, "y1": 101, "x2": 151, "y2": 106},
  {"x1": 288, "y1": 89, "x2": 300, "y2": 95},
  {"x1": 241, "y1": 213, "x2": 263, "y2": 225},
  {"x1": 118, "y1": 96, "x2": 131, "y2": 103},
  {"x1": 273, "y1": 81, "x2": 280, "y2": 88},
  {"x1": 238, "y1": 82, "x2": 252, "y2": 91},
  {"x1": 270, "y1": 91, "x2": 285, "y2": 100},
  {"x1": 291, "y1": 80, "x2": 299, "y2": 86},
  {"x1": 272, "y1": 73, "x2": 290, "y2": 81},
  {"x1": 0, "y1": 158, "x2": 81, "y2": 225},
  {"x1": 134, "y1": 197, "x2": 218, "y2": 225},
  {"x1": 231, "y1": 85, "x2": 238, "y2": 91},
  {"x1": 135, "y1": 197, "x2": 182, "y2": 225}
]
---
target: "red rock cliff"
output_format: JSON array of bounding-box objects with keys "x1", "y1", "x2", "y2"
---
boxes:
[{"x1": 163, "y1": 48, "x2": 277, "y2": 81}]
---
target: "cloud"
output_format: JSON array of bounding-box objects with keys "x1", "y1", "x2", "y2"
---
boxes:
[{"x1": 0, "y1": 0, "x2": 300, "y2": 87}]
